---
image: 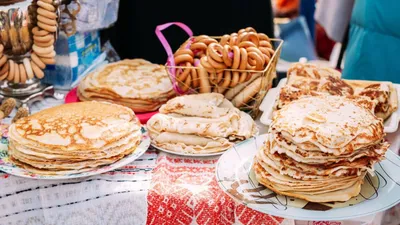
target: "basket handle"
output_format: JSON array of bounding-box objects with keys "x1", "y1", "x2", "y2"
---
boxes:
[{"x1": 155, "y1": 22, "x2": 193, "y2": 94}]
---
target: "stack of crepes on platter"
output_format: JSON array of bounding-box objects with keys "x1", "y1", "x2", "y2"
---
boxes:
[
  {"x1": 276, "y1": 63, "x2": 398, "y2": 120},
  {"x1": 78, "y1": 59, "x2": 175, "y2": 113},
  {"x1": 7, "y1": 102, "x2": 142, "y2": 175},
  {"x1": 254, "y1": 95, "x2": 389, "y2": 202},
  {"x1": 147, "y1": 93, "x2": 258, "y2": 154}
]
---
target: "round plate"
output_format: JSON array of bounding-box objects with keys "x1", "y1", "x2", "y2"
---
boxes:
[
  {"x1": 216, "y1": 134, "x2": 400, "y2": 221},
  {"x1": 151, "y1": 144, "x2": 225, "y2": 157},
  {"x1": 0, "y1": 127, "x2": 151, "y2": 180},
  {"x1": 65, "y1": 87, "x2": 158, "y2": 124}
]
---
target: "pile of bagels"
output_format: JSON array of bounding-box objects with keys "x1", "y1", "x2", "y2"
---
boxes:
[
  {"x1": 0, "y1": 0, "x2": 57, "y2": 83},
  {"x1": 173, "y1": 27, "x2": 275, "y2": 107}
]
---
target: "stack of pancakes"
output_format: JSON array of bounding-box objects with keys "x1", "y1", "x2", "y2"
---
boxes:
[
  {"x1": 254, "y1": 95, "x2": 389, "y2": 202},
  {"x1": 147, "y1": 93, "x2": 258, "y2": 154},
  {"x1": 78, "y1": 59, "x2": 175, "y2": 113},
  {"x1": 277, "y1": 63, "x2": 398, "y2": 121},
  {"x1": 8, "y1": 102, "x2": 142, "y2": 175}
]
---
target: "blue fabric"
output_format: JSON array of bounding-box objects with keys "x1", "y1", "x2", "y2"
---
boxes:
[
  {"x1": 278, "y1": 16, "x2": 317, "y2": 62},
  {"x1": 300, "y1": 0, "x2": 316, "y2": 41},
  {"x1": 343, "y1": 0, "x2": 400, "y2": 83}
]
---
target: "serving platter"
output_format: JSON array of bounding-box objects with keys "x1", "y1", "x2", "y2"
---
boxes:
[
  {"x1": 0, "y1": 127, "x2": 151, "y2": 180},
  {"x1": 151, "y1": 144, "x2": 224, "y2": 157},
  {"x1": 216, "y1": 134, "x2": 400, "y2": 221},
  {"x1": 259, "y1": 78, "x2": 400, "y2": 133}
]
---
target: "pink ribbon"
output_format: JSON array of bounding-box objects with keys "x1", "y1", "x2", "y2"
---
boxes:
[{"x1": 155, "y1": 22, "x2": 193, "y2": 94}]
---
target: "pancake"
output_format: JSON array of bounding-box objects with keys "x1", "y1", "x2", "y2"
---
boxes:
[
  {"x1": 78, "y1": 59, "x2": 175, "y2": 112},
  {"x1": 254, "y1": 94, "x2": 388, "y2": 203},
  {"x1": 272, "y1": 96, "x2": 384, "y2": 155},
  {"x1": 147, "y1": 93, "x2": 257, "y2": 154},
  {"x1": 8, "y1": 101, "x2": 142, "y2": 175}
]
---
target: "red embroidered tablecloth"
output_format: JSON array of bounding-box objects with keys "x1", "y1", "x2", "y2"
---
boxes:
[{"x1": 146, "y1": 153, "x2": 290, "y2": 225}]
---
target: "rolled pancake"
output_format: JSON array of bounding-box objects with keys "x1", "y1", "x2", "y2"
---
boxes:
[{"x1": 151, "y1": 132, "x2": 232, "y2": 154}]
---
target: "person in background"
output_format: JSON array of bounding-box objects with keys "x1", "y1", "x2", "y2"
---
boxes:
[
  {"x1": 342, "y1": 0, "x2": 400, "y2": 83},
  {"x1": 101, "y1": 0, "x2": 274, "y2": 64}
]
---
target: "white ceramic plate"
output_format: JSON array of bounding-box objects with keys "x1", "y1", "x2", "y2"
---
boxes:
[
  {"x1": 259, "y1": 78, "x2": 400, "y2": 133},
  {"x1": 151, "y1": 144, "x2": 224, "y2": 157},
  {"x1": 0, "y1": 127, "x2": 151, "y2": 180},
  {"x1": 216, "y1": 134, "x2": 400, "y2": 221}
]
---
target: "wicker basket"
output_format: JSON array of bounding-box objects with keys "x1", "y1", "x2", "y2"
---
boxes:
[{"x1": 165, "y1": 38, "x2": 283, "y2": 119}]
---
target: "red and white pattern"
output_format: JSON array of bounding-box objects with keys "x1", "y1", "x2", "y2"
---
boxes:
[{"x1": 146, "y1": 153, "x2": 287, "y2": 225}]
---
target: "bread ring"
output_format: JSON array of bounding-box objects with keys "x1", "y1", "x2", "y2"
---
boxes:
[
  {"x1": 191, "y1": 67, "x2": 199, "y2": 88},
  {"x1": 174, "y1": 54, "x2": 193, "y2": 65},
  {"x1": 259, "y1": 47, "x2": 272, "y2": 58},
  {"x1": 37, "y1": 22, "x2": 57, "y2": 33},
  {"x1": 23, "y1": 58, "x2": 34, "y2": 79},
  {"x1": 197, "y1": 65, "x2": 211, "y2": 93},
  {"x1": 7, "y1": 60, "x2": 15, "y2": 81},
  {"x1": 238, "y1": 41, "x2": 256, "y2": 49},
  {"x1": 220, "y1": 70, "x2": 231, "y2": 88},
  {"x1": 194, "y1": 35, "x2": 211, "y2": 42},
  {"x1": 32, "y1": 27, "x2": 49, "y2": 36},
  {"x1": 230, "y1": 71, "x2": 240, "y2": 87},
  {"x1": 174, "y1": 49, "x2": 194, "y2": 57},
  {"x1": 179, "y1": 72, "x2": 191, "y2": 92},
  {"x1": 206, "y1": 53, "x2": 226, "y2": 69},
  {"x1": 0, "y1": 55, "x2": 7, "y2": 67},
  {"x1": 259, "y1": 40, "x2": 272, "y2": 49},
  {"x1": 238, "y1": 29, "x2": 246, "y2": 35},
  {"x1": 0, "y1": 71, "x2": 7, "y2": 81},
  {"x1": 41, "y1": 0, "x2": 54, "y2": 4},
  {"x1": 237, "y1": 32, "x2": 248, "y2": 43},
  {"x1": 242, "y1": 32, "x2": 259, "y2": 46},
  {"x1": 209, "y1": 71, "x2": 217, "y2": 85},
  {"x1": 216, "y1": 72, "x2": 223, "y2": 84},
  {"x1": 33, "y1": 34, "x2": 53, "y2": 43},
  {"x1": 33, "y1": 44, "x2": 54, "y2": 55},
  {"x1": 245, "y1": 27, "x2": 257, "y2": 33},
  {"x1": 207, "y1": 43, "x2": 224, "y2": 63},
  {"x1": 0, "y1": 44, "x2": 4, "y2": 53},
  {"x1": 220, "y1": 34, "x2": 230, "y2": 46},
  {"x1": 229, "y1": 35, "x2": 238, "y2": 46},
  {"x1": 31, "y1": 61, "x2": 45, "y2": 79},
  {"x1": 190, "y1": 42, "x2": 207, "y2": 52},
  {"x1": 34, "y1": 38, "x2": 54, "y2": 47},
  {"x1": 19, "y1": 64, "x2": 27, "y2": 84},
  {"x1": 39, "y1": 57, "x2": 55, "y2": 65},
  {"x1": 222, "y1": 45, "x2": 233, "y2": 67},
  {"x1": 37, "y1": 0, "x2": 56, "y2": 11},
  {"x1": 37, "y1": 50, "x2": 56, "y2": 58},
  {"x1": 199, "y1": 38, "x2": 218, "y2": 45},
  {"x1": 239, "y1": 72, "x2": 247, "y2": 83},
  {"x1": 176, "y1": 62, "x2": 191, "y2": 83},
  {"x1": 200, "y1": 56, "x2": 213, "y2": 71},
  {"x1": 13, "y1": 63, "x2": 20, "y2": 83},
  {"x1": 37, "y1": 8, "x2": 57, "y2": 19},
  {"x1": 0, "y1": 61, "x2": 9, "y2": 76},
  {"x1": 37, "y1": 14, "x2": 57, "y2": 26},
  {"x1": 248, "y1": 51, "x2": 264, "y2": 70},
  {"x1": 231, "y1": 46, "x2": 241, "y2": 69},
  {"x1": 258, "y1": 33, "x2": 270, "y2": 42},
  {"x1": 239, "y1": 48, "x2": 248, "y2": 70}
]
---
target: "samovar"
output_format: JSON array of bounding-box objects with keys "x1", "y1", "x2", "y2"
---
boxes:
[{"x1": 0, "y1": 0, "x2": 80, "y2": 105}]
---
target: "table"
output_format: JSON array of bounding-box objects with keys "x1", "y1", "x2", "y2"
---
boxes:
[{"x1": 0, "y1": 97, "x2": 398, "y2": 225}]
